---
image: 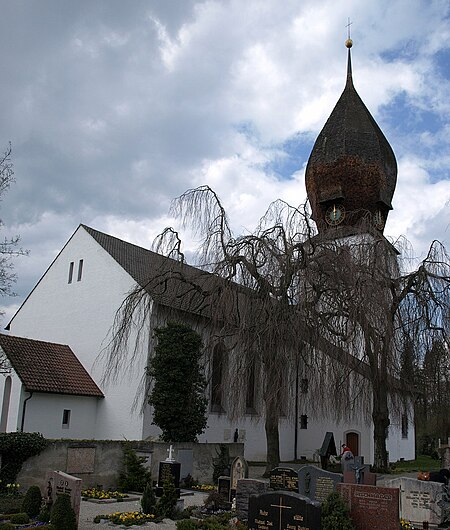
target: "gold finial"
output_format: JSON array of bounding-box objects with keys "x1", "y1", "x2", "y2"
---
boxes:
[{"x1": 345, "y1": 18, "x2": 353, "y2": 48}]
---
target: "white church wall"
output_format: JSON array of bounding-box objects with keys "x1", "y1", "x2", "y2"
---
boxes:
[
  {"x1": 21, "y1": 392, "x2": 99, "y2": 439},
  {"x1": 8, "y1": 226, "x2": 149, "y2": 440}
]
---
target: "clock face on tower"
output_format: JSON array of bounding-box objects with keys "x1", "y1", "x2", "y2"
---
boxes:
[{"x1": 325, "y1": 204, "x2": 345, "y2": 226}]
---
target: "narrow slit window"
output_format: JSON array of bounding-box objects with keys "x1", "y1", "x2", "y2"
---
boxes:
[
  {"x1": 401, "y1": 414, "x2": 408, "y2": 439},
  {"x1": 62, "y1": 409, "x2": 71, "y2": 428},
  {"x1": 77, "y1": 259, "x2": 84, "y2": 281},
  {"x1": 68, "y1": 262, "x2": 74, "y2": 284},
  {"x1": 300, "y1": 414, "x2": 308, "y2": 429}
]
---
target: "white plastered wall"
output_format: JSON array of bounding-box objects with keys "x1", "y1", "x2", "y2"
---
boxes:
[{"x1": 7, "y1": 226, "x2": 149, "y2": 440}]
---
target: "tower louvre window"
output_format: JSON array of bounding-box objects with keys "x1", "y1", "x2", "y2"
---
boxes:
[
  {"x1": 68, "y1": 262, "x2": 74, "y2": 284},
  {"x1": 77, "y1": 259, "x2": 84, "y2": 281}
]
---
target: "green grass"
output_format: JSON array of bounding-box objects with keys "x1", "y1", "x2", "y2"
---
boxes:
[{"x1": 390, "y1": 455, "x2": 441, "y2": 473}]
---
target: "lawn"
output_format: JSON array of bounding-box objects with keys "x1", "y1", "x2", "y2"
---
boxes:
[{"x1": 391, "y1": 455, "x2": 442, "y2": 473}]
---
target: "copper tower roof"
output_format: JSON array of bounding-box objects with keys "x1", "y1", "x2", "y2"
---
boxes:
[{"x1": 305, "y1": 41, "x2": 397, "y2": 232}]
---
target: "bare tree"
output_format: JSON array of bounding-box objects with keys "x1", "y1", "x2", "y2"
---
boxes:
[
  {"x1": 0, "y1": 144, "x2": 28, "y2": 310},
  {"x1": 105, "y1": 186, "x2": 450, "y2": 472}
]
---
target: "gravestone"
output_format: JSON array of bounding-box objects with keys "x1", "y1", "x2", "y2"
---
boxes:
[
  {"x1": 248, "y1": 491, "x2": 321, "y2": 530},
  {"x1": 47, "y1": 470, "x2": 82, "y2": 525},
  {"x1": 236, "y1": 478, "x2": 268, "y2": 519},
  {"x1": 269, "y1": 467, "x2": 299, "y2": 492},
  {"x1": 177, "y1": 448, "x2": 193, "y2": 480},
  {"x1": 338, "y1": 483, "x2": 399, "y2": 530},
  {"x1": 385, "y1": 476, "x2": 446, "y2": 528},
  {"x1": 218, "y1": 476, "x2": 231, "y2": 502},
  {"x1": 156, "y1": 445, "x2": 181, "y2": 497},
  {"x1": 230, "y1": 456, "x2": 248, "y2": 500},
  {"x1": 341, "y1": 453, "x2": 355, "y2": 474},
  {"x1": 319, "y1": 432, "x2": 337, "y2": 470},
  {"x1": 298, "y1": 465, "x2": 343, "y2": 503}
]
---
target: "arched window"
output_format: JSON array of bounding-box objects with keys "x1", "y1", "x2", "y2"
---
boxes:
[
  {"x1": 0, "y1": 376, "x2": 12, "y2": 432},
  {"x1": 246, "y1": 362, "x2": 256, "y2": 413},
  {"x1": 211, "y1": 343, "x2": 225, "y2": 413}
]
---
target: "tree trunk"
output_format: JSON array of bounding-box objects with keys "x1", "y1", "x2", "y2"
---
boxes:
[
  {"x1": 372, "y1": 375, "x2": 390, "y2": 472},
  {"x1": 263, "y1": 398, "x2": 280, "y2": 476}
]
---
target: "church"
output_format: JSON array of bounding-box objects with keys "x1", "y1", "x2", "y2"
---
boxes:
[{"x1": 0, "y1": 41, "x2": 415, "y2": 464}]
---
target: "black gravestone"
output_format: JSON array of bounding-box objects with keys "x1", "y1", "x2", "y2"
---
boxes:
[
  {"x1": 269, "y1": 467, "x2": 299, "y2": 492},
  {"x1": 248, "y1": 491, "x2": 321, "y2": 530},
  {"x1": 297, "y1": 465, "x2": 343, "y2": 503},
  {"x1": 156, "y1": 460, "x2": 181, "y2": 497},
  {"x1": 318, "y1": 432, "x2": 337, "y2": 470}
]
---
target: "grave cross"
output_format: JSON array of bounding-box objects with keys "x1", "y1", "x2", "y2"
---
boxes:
[
  {"x1": 270, "y1": 496, "x2": 292, "y2": 530},
  {"x1": 166, "y1": 445, "x2": 175, "y2": 461}
]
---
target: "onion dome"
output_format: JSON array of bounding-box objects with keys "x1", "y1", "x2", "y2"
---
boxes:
[{"x1": 305, "y1": 40, "x2": 397, "y2": 233}]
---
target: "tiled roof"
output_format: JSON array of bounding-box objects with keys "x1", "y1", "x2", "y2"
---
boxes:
[
  {"x1": 82, "y1": 224, "x2": 222, "y2": 316},
  {"x1": 0, "y1": 334, "x2": 104, "y2": 397}
]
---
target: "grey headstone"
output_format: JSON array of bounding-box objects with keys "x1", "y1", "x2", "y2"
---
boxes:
[
  {"x1": 385, "y1": 476, "x2": 447, "y2": 527},
  {"x1": 248, "y1": 491, "x2": 321, "y2": 530},
  {"x1": 298, "y1": 465, "x2": 343, "y2": 502},
  {"x1": 236, "y1": 478, "x2": 268, "y2": 519},
  {"x1": 47, "y1": 470, "x2": 82, "y2": 525},
  {"x1": 230, "y1": 456, "x2": 249, "y2": 497}
]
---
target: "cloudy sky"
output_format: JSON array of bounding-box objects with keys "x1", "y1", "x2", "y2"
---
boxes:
[{"x1": 1, "y1": 0, "x2": 450, "y2": 325}]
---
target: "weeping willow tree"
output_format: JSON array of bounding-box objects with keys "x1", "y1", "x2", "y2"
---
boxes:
[{"x1": 104, "y1": 185, "x2": 450, "y2": 472}]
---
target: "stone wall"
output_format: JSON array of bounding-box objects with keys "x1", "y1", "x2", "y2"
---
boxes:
[
  {"x1": 439, "y1": 445, "x2": 450, "y2": 468},
  {"x1": 16, "y1": 440, "x2": 244, "y2": 492}
]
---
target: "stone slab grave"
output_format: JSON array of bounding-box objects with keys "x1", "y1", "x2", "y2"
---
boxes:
[
  {"x1": 236, "y1": 478, "x2": 268, "y2": 520},
  {"x1": 248, "y1": 491, "x2": 321, "y2": 530},
  {"x1": 298, "y1": 465, "x2": 343, "y2": 503},
  {"x1": 156, "y1": 445, "x2": 181, "y2": 498},
  {"x1": 385, "y1": 476, "x2": 447, "y2": 528},
  {"x1": 338, "y1": 483, "x2": 399, "y2": 530},
  {"x1": 269, "y1": 467, "x2": 299, "y2": 492},
  {"x1": 230, "y1": 455, "x2": 248, "y2": 501},
  {"x1": 47, "y1": 470, "x2": 82, "y2": 525}
]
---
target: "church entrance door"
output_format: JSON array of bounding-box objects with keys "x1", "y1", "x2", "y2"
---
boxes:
[{"x1": 346, "y1": 431, "x2": 359, "y2": 456}]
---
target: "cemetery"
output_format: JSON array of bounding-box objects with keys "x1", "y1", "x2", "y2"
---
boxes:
[{"x1": 0, "y1": 431, "x2": 448, "y2": 529}]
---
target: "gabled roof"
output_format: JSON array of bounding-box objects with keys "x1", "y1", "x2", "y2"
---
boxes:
[{"x1": 0, "y1": 334, "x2": 104, "y2": 397}]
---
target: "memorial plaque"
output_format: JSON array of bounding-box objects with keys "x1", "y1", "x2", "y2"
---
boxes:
[
  {"x1": 338, "y1": 483, "x2": 399, "y2": 530},
  {"x1": 298, "y1": 465, "x2": 342, "y2": 503},
  {"x1": 385, "y1": 476, "x2": 446, "y2": 527},
  {"x1": 230, "y1": 456, "x2": 248, "y2": 499},
  {"x1": 67, "y1": 447, "x2": 96, "y2": 474},
  {"x1": 248, "y1": 491, "x2": 321, "y2": 530},
  {"x1": 47, "y1": 470, "x2": 82, "y2": 525},
  {"x1": 269, "y1": 467, "x2": 299, "y2": 492}
]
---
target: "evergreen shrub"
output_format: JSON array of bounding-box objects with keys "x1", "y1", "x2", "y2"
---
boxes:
[
  {"x1": 212, "y1": 444, "x2": 230, "y2": 484},
  {"x1": 0, "y1": 432, "x2": 48, "y2": 486},
  {"x1": 118, "y1": 443, "x2": 152, "y2": 492},
  {"x1": 22, "y1": 485, "x2": 42, "y2": 517},
  {"x1": 177, "y1": 519, "x2": 198, "y2": 530},
  {"x1": 38, "y1": 503, "x2": 51, "y2": 522},
  {"x1": 141, "y1": 481, "x2": 156, "y2": 514},
  {"x1": 50, "y1": 494, "x2": 77, "y2": 530},
  {"x1": 0, "y1": 523, "x2": 15, "y2": 530},
  {"x1": 156, "y1": 475, "x2": 178, "y2": 519},
  {"x1": 149, "y1": 322, "x2": 208, "y2": 442},
  {"x1": 321, "y1": 491, "x2": 355, "y2": 530}
]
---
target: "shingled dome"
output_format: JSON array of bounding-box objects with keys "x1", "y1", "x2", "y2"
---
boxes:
[{"x1": 305, "y1": 43, "x2": 397, "y2": 233}]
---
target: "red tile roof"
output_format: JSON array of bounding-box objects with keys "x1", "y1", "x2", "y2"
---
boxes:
[{"x1": 0, "y1": 334, "x2": 104, "y2": 397}]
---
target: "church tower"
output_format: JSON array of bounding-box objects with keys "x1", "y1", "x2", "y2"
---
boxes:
[{"x1": 305, "y1": 39, "x2": 397, "y2": 233}]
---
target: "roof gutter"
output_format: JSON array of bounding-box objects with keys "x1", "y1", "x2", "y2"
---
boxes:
[{"x1": 20, "y1": 391, "x2": 33, "y2": 432}]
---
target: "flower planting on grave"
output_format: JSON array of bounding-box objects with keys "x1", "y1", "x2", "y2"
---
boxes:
[
  {"x1": 192, "y1": 485, "x2": 217, "y2": 492},
  {"x1": 400, "y1": 518, "x2": 416, "y2": 529},
  {"x1": 94, "y1": 511, "x2": 156, "y2": 526},
  {"x1": 81, "y1": 487, "x2": 129, "y2": 500}
]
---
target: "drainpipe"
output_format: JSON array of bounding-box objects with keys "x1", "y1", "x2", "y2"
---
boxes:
[
  {"x1": 294, "y1": 359, "x2": 299, "y2": 461},
  {"x1": 20, "y1": 392, "x2": 33, "y2": 432}
]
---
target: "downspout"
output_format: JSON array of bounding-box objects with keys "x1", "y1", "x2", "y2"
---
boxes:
[
  {"x1": 294, "y1": 359, "x2": 299, "y2": 461},
  {"x1": 20, "y1": 392, "x2": 33, "y2": 432}
]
